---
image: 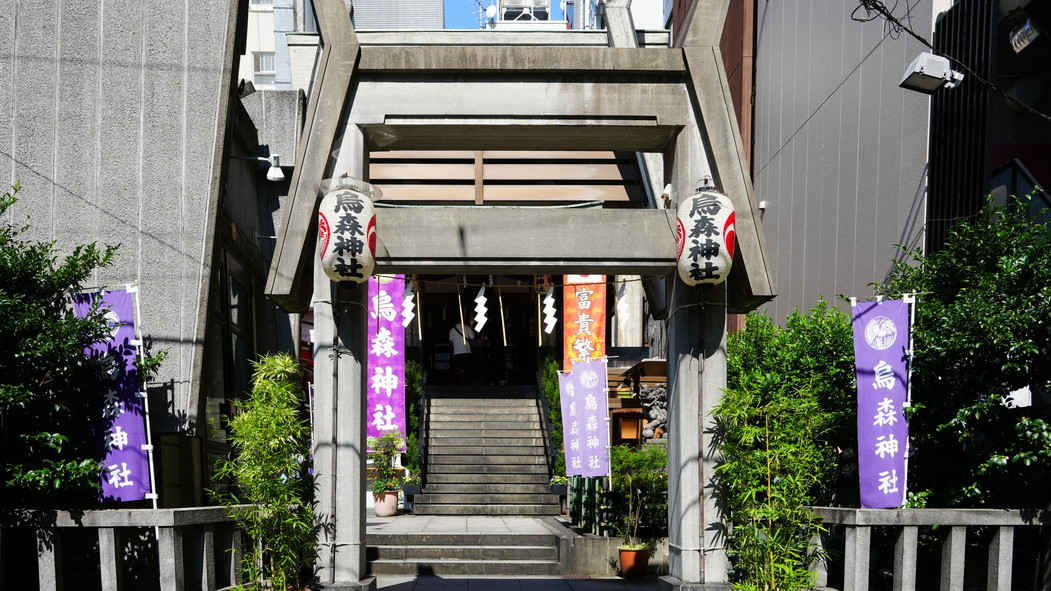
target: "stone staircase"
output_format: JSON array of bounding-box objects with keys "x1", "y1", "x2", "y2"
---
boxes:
[
  {"x1": 366, "y1": 531, "x2": 562, "y2": 575},
  {"x1": 414, "y1": 386, "x2": 562, "y2": 516}
]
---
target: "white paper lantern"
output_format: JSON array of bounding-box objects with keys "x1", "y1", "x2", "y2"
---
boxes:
[
  {"x1": 318, "y1": 188, "x2": 376, "y2": 283},
  {"x1": 674, "y1": 190, "x2": 735, "y2": 285}
]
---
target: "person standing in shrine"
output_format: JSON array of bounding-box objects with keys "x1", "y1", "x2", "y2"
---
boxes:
[{"x1": 449, "y1": 319, "x2": 475, "y2": 384}]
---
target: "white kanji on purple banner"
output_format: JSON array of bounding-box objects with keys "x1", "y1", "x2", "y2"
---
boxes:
[
  {"x1": 367, "y1": 275, "x2": 407, "y2": 445},
  {"x1": 74, "y1": 289, "x2": 152, "y2": 503},
  {"x1": 853, "y1": 299, "x2": 910, "y2": 508}
]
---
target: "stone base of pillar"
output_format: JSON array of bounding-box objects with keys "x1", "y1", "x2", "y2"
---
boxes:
[
  {"x1": 320, "y1": 577, "x2": 377, "y2": 590},
  {"x1": 658, "y1": 575, "x2": 732, "y2": 591}
]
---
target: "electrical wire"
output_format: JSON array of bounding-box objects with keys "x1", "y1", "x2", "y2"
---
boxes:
[{"x1": 852, "y1": 0, "x2": 1051, "y2": 125}]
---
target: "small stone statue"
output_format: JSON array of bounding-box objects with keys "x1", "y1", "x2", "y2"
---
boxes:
[{"x1": 640, "y1": 384, "x2": 667, "y2": 439}]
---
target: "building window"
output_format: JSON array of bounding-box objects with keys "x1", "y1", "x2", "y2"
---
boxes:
[
  {"x1": 253, "y1": 52, "x2": 276, "y2": 87},
  {"x1": 303, "y1": 0, "x2": 319, "y2": 32},
  {"x1": 250, "y1": 0, "x2": 273, "y2": 5}
]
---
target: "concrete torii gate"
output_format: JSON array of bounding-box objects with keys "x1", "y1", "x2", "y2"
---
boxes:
[{"x1": 265, "y1": 0, "x2": 776, "y2": 588}]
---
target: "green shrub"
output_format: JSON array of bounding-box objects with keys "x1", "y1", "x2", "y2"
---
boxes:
[
  {"x1": 212, "y1": 354, "x2": 314, "y2": 591},
  {"x1": 0, "y1": 182, "x2": 120, "y2": 507},
  {"x1": 607, "y1": 443, "x2": 668, "y2": 547},
  {"x1": 718, "y1": 302, "x2": 848, "y2": 591}
]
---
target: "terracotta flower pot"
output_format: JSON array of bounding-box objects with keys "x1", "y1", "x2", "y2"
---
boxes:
[
  {"x1": 618, "y1": 548, "x2": 651, "y2": 579},
  {"x1": 373, "y1": 491, "x2": 399, "y2": 517}
]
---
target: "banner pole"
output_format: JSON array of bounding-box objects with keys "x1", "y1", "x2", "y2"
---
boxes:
[
  {"x1": 456, "y1": 285, "x2": 466, "y2": 346},
  {"x1": 498, "y1": 286, "x2": 508, "y2": 347},
  {"x1": 901, "y1": 293, "x2": 917, "y2": 507},
  {"x1": 129, "y1": 284, "x2": 159, "y2": 511}
]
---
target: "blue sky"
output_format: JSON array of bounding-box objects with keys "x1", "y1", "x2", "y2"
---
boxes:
[{"x1": 444, "y1": 0, "x2": 566, "y2": 29}]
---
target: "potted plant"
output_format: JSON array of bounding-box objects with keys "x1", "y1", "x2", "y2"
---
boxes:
[
  {"x1": 550, "y1": 475, "x2": 568, "y2": 496},
  {"x1": 402, "y1": 472, "x2": 422, "y2": 496},
  {"x1": 368, "y1": 431, "x2": 406, "y2": 517},
  {"x1": 609, "y1": 444, "x2": 667, "y2": 579},
  {"x1": 212, "y1": 354, "x2": 315, "y2": 591}
]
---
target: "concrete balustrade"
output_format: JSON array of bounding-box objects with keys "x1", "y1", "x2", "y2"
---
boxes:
[
  {"x1": 0, "y1": 506, "x2": 247, "y2": 591},
  {"x1": 811, "y1": 507, "x2": 1050, "y2": 591}
]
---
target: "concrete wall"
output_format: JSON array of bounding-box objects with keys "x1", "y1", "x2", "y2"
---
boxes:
[
  {"x1": 753, "y1": 0, "x2": 932, "y2": 319},
  {"x1": 0, "y1": 0, "x2": 239, "y2": 432}
]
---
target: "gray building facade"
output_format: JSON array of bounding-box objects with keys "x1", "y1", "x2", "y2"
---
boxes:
[{"x1": 1, "y1": 0, "x2": 296, "y2": 504}]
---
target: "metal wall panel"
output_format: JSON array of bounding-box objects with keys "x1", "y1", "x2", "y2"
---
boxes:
[
  {"x1": 353, "y1": 0, "x2": 445, "y2": 30},
  {"x1": 753, "y1": 0, "x2": 932, "y2": 320},
  {"x1": 927, "y1": 0, "x2": 996, "y2": 252}
]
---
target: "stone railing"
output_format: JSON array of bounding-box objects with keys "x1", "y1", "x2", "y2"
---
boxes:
[
  {"x1": 0, "y1": 506, "x2": 246, "y2": 591},
  {"x1": 811, "y1": 506, "x2": 1050, "y2": 591}
]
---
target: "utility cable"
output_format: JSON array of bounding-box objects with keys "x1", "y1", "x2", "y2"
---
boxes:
[{"x1": 853, "y1": 0, "x2": 1051, "y2": 125}]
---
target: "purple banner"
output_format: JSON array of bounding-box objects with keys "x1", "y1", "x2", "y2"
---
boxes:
[
  {"x1": 74, "y1": 289, "x2": 152, "y2": 503},
  {"x1": 367, "y1": 275, "x2": 407, "y2": 445},
  {"x1": 853, "y1": 299, "x2": 910, "y2": 508},
  {"x1": 561, "y1": 359, "x2": 610, "y2": 477},
  {"x1": 558, "y1": 372, "x2": 582, "y2": 475}
]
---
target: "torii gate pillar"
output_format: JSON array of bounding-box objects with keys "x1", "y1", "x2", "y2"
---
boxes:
[{"x1": 661, "y1": 126, "x2": 731, "y2": 590}]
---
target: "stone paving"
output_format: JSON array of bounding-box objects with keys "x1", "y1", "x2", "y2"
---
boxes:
[{"x1": 373, "y1": 574, "x2": 659, "y2": 590}]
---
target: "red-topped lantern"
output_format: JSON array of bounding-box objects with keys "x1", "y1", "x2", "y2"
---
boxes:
[
  {"x1": 318, "y1": 179, "x2": 380, "y2": 283},
  {"x1": 675, "y1": 190, "x2": 735, "y2": 285}
]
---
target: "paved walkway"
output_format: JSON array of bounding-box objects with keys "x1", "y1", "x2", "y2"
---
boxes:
[
  {"x1": 366, "y1": 516, "x2": 661, "y2": 590},
  {"x1": 367, "y1": 515, "x2": 554, "y2": 535}
]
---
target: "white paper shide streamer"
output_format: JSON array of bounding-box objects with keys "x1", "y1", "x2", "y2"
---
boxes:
[
  {"x1": 318, "y1": 187, "x2": 376, "y2": 283},
  {"x1": 542, "y1": 288, "x2": 557, "y2": 334},
  {"x1": 401, "y1": 280, "x2": 416, "y2": 328},
  {"x1": 473, "y1": 286, "x2": 488, "y2": 332},
  {"x1": 675, "y1": 190, "x2": 735, "y2": 285}
]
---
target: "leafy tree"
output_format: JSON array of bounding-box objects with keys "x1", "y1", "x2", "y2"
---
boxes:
[
  {"x1": 879, "y1": 195, "x2": 1051, "y2": 508},
  {"x1": 540, "y1": 354, "x2": 566, "y2": 476},
  {"x1": 607, "y1": 443, "x2": 668, "y2": 547},
  {"x1": 212, "y1": 353, "x2": 315, "y2": 590},
  {"x1": 726, "y1": 302, "x2": 857, "y2": 505},
  {"x1": 718, "y1": 303, "x2": 848, "y2": 590},
  {"x1": 0, "y1": 182, "x2": 118, "y2": 507},
  {"x1": 404, "y1": 359, "x2": 423, "y2": 472},
  {"x1": 714, "y1": 385, "x2": 830, "y2": 591}
]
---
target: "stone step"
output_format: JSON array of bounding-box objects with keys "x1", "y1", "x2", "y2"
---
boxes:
[
  {"x1": 426, "y1": 463, "x2": 550, "y2": 475},
  {"x1": 426, "y1": 445, "x2": 547, "y2": 456},
  {"x1": 427, "y1": 428, "x2": 544, "y2": 438},
  {"x1": 428, "y1": 413, "x2": 539, "y2": 422},
  {"x1": 426, "y1": 418, "x2": 542, "y2": 426},
  {"x1": 368, "y1": 558, "x2": 561, "y2": 576},
  {"x1": 413, "y1": 504, "x2": 562, "y2": 516},
  {"x1": 428, "y1": 387, "x2": 536, "y2": 399},
  {"x1": 425, "y1": 473, "x2": 551, "y2": 484},
  {"x1": 425, "y1": 436, "x2": 548, "y2": 446},
  {"x1": 423, "y1": 483, "x2": 551, "y2": 494},
  {"x1": 415, "y1": 493, "x2": 558, "y2": 505},
  {"x1": 368, "y1": 544, "x2": 557, "y2": 561},
  {"x1": 428, "y1": 403, "x2": 537, "y2": 411},
  {"x1": 429, "y1": 401, "x2": 537, "y2": 409},
  {"x1": 367, "y1": 533, "x2": 556, "y2": 546},
  {"x1": 427, "y1": 454, "x2": 548, "y2": 465}
]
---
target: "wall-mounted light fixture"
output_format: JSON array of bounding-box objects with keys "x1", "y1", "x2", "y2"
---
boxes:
[
  {"x1": 231, "y1": 154, "x2": 285, "y2": 182},
  {"x1": 899, "y1": 52, "x2": 964, "y2": 94}
]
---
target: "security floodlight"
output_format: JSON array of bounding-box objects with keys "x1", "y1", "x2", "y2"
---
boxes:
[
  {"x1": 266, "y1": 155, "x2": 285, "y2": 182},
  {"x1": 231, "y1": 154, "x2": 285, "y2": 182},
  {"x1": 899, "y1": 52, "x2": 964, "y2": 94}
]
